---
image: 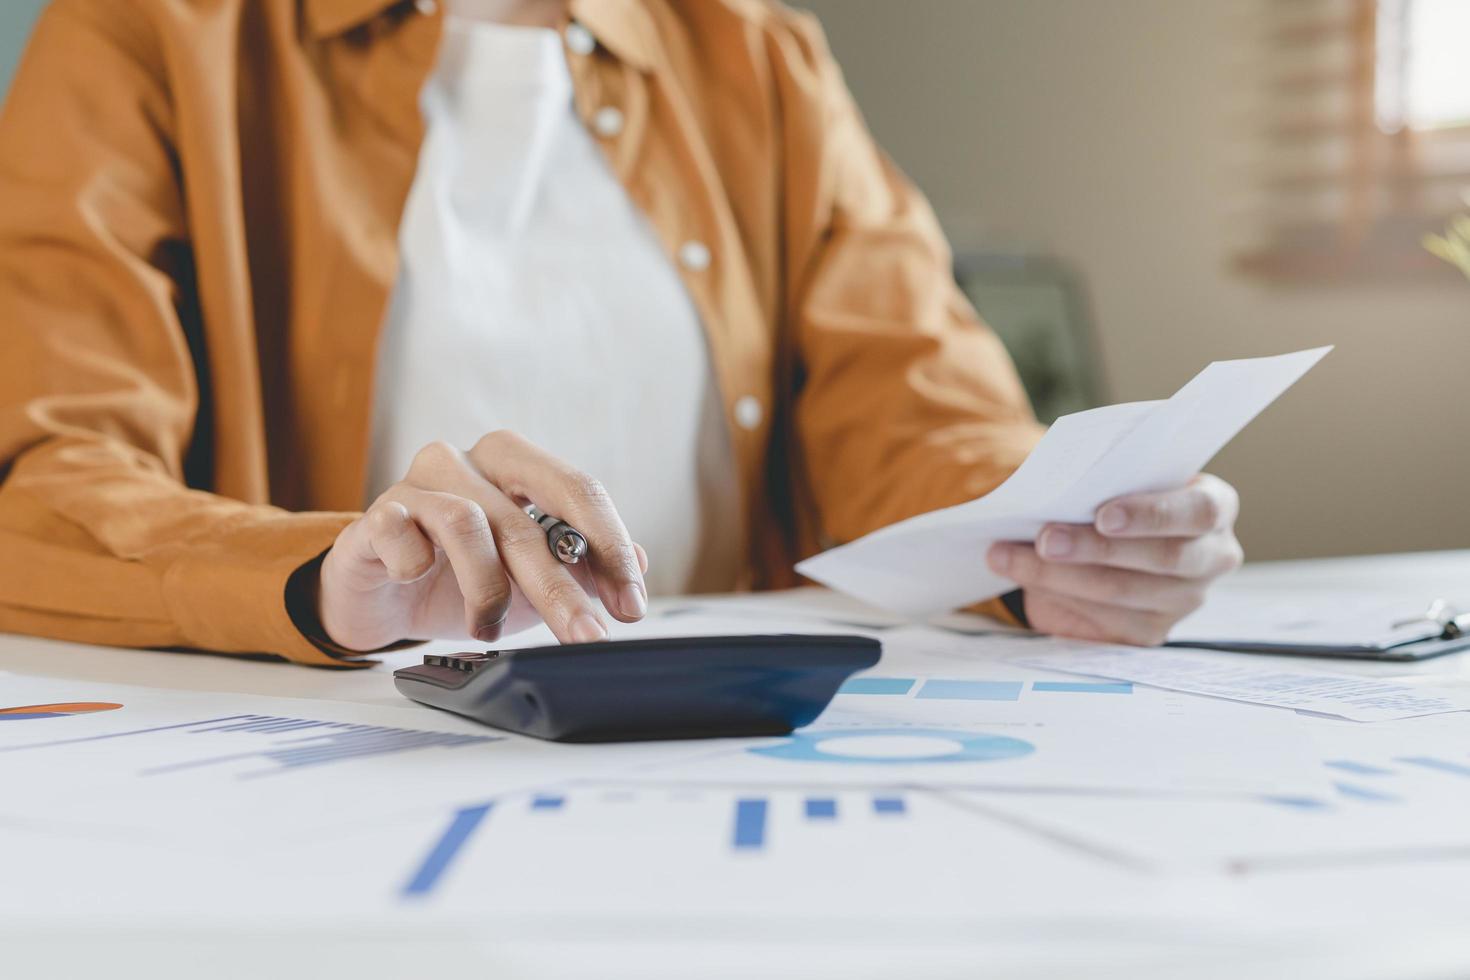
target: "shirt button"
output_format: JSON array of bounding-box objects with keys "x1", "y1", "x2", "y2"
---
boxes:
[
  {"x1": 734, "y1": 396, "x2": 763, "y2": 431},
  {"x1": 565, "y1": 22, "x2": 596, "y2": 56},
  {"x1": 592, "y1": 106, "x2": 624, "y2": 138},
  {"x1": 413, "y1": 0, "x2": 438, "y2": 14},
  {"x1": 678, "y1": 240, "x2": 711, "y2": 272}
]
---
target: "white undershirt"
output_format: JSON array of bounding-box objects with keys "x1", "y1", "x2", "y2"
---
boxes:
[{"x1": 365, "y1": 17, "x2": 739, "y2": 595}]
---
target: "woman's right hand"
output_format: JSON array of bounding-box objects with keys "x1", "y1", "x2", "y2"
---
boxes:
[{"x1": 315, "y1": 432, "x2": 649, "y2": 652}]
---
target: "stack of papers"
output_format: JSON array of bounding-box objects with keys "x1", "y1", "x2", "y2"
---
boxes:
[
  {"x1": 0, "y1": 618, "x2": 1342, "y2": 920},
  {"x1": 4, "y1": 593, "x2": 1470, "y2": 957}
]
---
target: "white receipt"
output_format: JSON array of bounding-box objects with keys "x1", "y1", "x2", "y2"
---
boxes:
[
  {"x1": 796, "y1": 347, "x2": 1331, "y2": 617},
  {"x1": 1006, "y1": 645, "x2": 1470, "y2": 722}
]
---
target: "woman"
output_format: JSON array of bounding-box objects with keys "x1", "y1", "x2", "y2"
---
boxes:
[{"x1": 0, "y1": 0, "x2": 1242, "y2": 665}]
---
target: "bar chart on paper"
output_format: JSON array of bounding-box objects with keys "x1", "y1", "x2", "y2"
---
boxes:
[
  {"x1": 0, "y1": 712, "x2": 500, "y2": 777},
  {"x1": 1267, "y1": 752, "x2": 1470, "y2": 812},
  {"x1": 379, "y1": 780, "x2": 1156, "y2": 921},
  {"x1": 620, "y1": 669, "x2": 1328, "y2": 797},
  {"x1": 0, "y1": 701, "x2": 123, "y2": 721},
  {"x1": 396, "y1": 784, "x2": 980, "y2": 911},
  {"x1": 0, "y1": 676, "x2": 591, "y2": 846},
  {"x1": 838, "y1": 677, "x2": 1135, "y2": 700},
  {"x1": 968, "y1": 712, "x2": 1470, "y2": 872}
]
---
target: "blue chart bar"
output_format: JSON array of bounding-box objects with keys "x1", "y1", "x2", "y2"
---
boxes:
[
  {"x1": 138, "y1": 717, "x2": 501, "y2": 778},
  {"x1": 804, "y1": 797, "x2": 837, "y2": 820},
  {"x1": 916, "y1": 680, "x2": 1023, "y2": 701},
  {"x1": 402, "y1": 803, "x2": 493, "y2": 898},
  {"x1": 0, "y1": 715, "x2": 254, "y2": 754},
  {"x1": 1032, "y1": 681, "x2": 1133, "y2": 695},
  {"x1": 1399, "y1": 756, "x2": 1470, "y2": 778},
  {"x1": 733, "y1": 798, "x2": 768, "y2": 851},
  {"x1": 0, "y1": 712, "x2": 501, "y2": 778},
  {"x1": 839, "y1": 677, "x2": 916, "y2": 696},
  {"x1": 531, "y1": 795, "x2": 565, "y2": 810},
  {"x1": 1333, "y1": 781, "x2": 1402, "y2": 803},
  {"x1": 1325, "y1": 759, "x2": 1395, "y2": 776},
  {"x1": 872, "y1": 796, "x2": 906, "y2": 816},
  {"x1": 1262, "y1": 795, "x2": 1331, "y2": 810}
]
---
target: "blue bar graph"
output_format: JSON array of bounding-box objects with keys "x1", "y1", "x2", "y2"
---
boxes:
[
  {"x1": 0, "y1": 715, "x2": 254, "y2": 752},
  {"x1": 873, "y1": 796, "x2": 906, "y2": 815},
  {"x1": 838, "y1": 677, "x2": 916, "y2": 696},
  {"x1": 1399, "y1": 756, "x2": 1470, "y2": 778},
  {"x1": 402, "y1": 803, "x2": 493, "y2": 898},
  {"x1": 1332, "y1": 781, "x2": 1401, "y2": 803},
  {"x1": 916, "y1": 680, "x2": 1023, "y2": 701},
  {"x1": 733, "y1": 798, "x2": 768, "y2": 851},
  {"x1": 1325, "y1": 759, "x2": 1395, "y2": 776},
  {"x1": 804, "y1": 797, "x2": 837, "y2": 820},
  {"x1": 0, "y1": 712, "x2": 501, "y2": 778},
  {"x1": 839, "y1": 678, "x2": 1135, "y2": 699},
  {"x1": 1262, "y1": 795, "x2": 1331, "y2": 810},
  {"x1": 402, "y1": 789, "x2": 914, "y2": 896},
  {"x1": 1032, "y1": 681, "x2": 1133, "y2": 694}
]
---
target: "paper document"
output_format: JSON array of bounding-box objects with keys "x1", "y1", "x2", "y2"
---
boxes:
[
  {"x1": 796, "y1": 347, "x2": 1331, "y2": 616},
  {"x1": 1169, "y1": 588, "x2": 1466, "y2": 652},
  {"x1": 1006, "y1": 645, "x2": 1470, "y2": 722},
  {"x1": 628, "y1": 675, "x2": 1322, "y2": 796},
  {"x1": 604, "y1": 621, "x2": 1329, "y2": 796},
  {"x1": 977, "y1": 710, "x2": 1470, "y2": 872},
  {"x1": 0, "y1": 673, "x2": 719, "y2": 842}
]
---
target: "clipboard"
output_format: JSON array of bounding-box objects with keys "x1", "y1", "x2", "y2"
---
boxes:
[{"x1": 1167, "y1": 597, "x2": 1470, "y2": 662}]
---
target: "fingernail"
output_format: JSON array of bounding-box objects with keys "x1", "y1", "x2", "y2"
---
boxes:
[
  {"x1": 619, "y1": 582, "x2": 647, "y2": 619},
  {"x1": 475, "y1": 610, "x2": 508, "y2": 643},
  {"x1": 1040, "y1": 527, "x2": 1073, "y2": 559},
  {"x1": 569, "y1": 614, "x2": 607, "y2": 644},
  {"x1": 1098, "y1": 505, "x2": 1128, "y2": 534},
  {"x1": 987, "y1": 544, "x2": 1011, "y2": 574}
]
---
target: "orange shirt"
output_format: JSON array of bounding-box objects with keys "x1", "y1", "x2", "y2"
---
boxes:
[{"x1": 0, "y1": 0, "x2": 1042, "y2": 666}]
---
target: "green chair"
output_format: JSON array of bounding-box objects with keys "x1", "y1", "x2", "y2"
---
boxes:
[
  {"x1": 954, "y1": 252, "x2": 1107, "y2": 424},
  {"x1": 0, "y1": 1, "x2": 48, "y2": 102}
]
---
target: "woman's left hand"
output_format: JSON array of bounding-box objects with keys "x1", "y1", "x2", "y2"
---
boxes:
[{"x1": 985, "y1": 474, "x2": 1244, "y2": 646}]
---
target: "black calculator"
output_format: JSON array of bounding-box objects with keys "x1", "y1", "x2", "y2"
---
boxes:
[{"x1": 393, "y1": 633, "x2": 881, "y2": 743}]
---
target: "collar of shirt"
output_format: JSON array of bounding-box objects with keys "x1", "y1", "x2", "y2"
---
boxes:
[{"x1": 300, "y1": 0, "x2": 659, "y2": 71}]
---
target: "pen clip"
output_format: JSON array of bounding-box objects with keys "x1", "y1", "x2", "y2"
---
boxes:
[
  {"x1": 1391, "y1": 598, "x2": 1464, "y2": 638},
  {"x1": 523, "y1": 504, "x2": 587, "y2": 565}
]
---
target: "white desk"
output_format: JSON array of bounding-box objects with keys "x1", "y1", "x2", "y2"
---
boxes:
[{"x1": 5, "y1": 550, "x2": 1470, "y2": 980}]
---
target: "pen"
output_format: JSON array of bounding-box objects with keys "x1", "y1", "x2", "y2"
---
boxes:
[{"x1": 525, "y1": 505, "x2": 588, "y2": 565}]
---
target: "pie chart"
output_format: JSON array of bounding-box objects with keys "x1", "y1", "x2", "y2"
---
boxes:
[
  {"x1": 748, "y1": 727, "x2": 1035, "y2": 765},
  {"x1": 0, "y1": 702, "x2": 123, "y2": 721}
]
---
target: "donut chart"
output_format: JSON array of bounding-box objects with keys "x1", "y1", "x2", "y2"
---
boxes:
[{"x1": 748, "y1": 727, "x2": 1035, "y2": 765}]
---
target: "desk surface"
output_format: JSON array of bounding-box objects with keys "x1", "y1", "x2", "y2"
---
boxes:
[{"x1": 5, "y1": 550, "x2": 1470, "y2": 980}]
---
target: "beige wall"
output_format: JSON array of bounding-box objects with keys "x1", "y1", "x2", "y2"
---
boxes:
[{"x1": 803, "y1": 0, "x2": 1470, "y2": 560}]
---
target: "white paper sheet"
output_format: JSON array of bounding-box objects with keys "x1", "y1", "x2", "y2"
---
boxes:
[
  {"x1": 0, "y1": 673, "x2": 717, "y2": 842},
  {"x1": 1006, "y1": 645, "x2": 1470, "y2": 722},
  {"x1": 974, "y1": 710, "x2": 1470, "y2": 873},
  {"x1": 796, "y1": 347, "x2": 1332, "y2": 616},
  {"x1": 0, "y1": 779, "x2": 1210, "y2": 930},
  {"x1": 0, "y1": 618, "x2": 1330, "y2": 853},
  {"x1": 612, "y1": 629, "x2": 1329, "y2": 797}
]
